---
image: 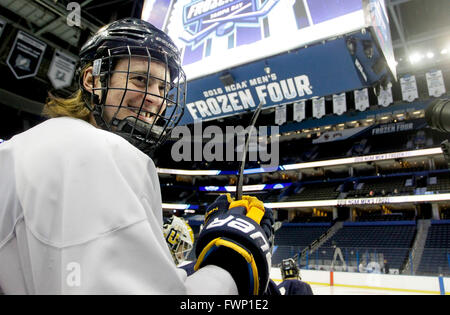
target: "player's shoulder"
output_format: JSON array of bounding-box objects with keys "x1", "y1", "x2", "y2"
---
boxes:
[
  {"x1": 290, "y1": 279, "x2": 313, "y2": 295},
  {"x1": 8, "y1": 117, "x2": 160, "y2": 248},
  {"x1": 20, "y1": 117, "x2": 128, "y2": 150},
  {"x1": 278, "y1": 279, "x2": 313, "y2": 295},
  {"x1": 12, "y1": 117, "x2": 150, "y2": 165}
]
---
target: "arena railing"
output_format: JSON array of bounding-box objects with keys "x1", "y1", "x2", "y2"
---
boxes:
[{"x1": 273, "y1": 246, "x2": 450, "y2": 277}]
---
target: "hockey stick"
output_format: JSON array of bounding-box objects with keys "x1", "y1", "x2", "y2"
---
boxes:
[{"x1": 236, "y1": 102, "x2": 263, "y2": 200}]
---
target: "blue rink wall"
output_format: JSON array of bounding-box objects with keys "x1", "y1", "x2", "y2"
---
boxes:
[{"x1": 270, "y1": 268, "x2": 450, "y2": 295}]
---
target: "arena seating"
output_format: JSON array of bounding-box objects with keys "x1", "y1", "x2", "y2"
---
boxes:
[
  {"x1": 346, "y1": 175, "x2": 415, "y2": 198},
  {"x1": 315, "y1": 221, "x2": 416, "y2": 271},
  {"x1": 355, "y1": 212, "x2": 415, "y2": 222},
  {"x1": 417, "y1": 220, "x2": 450, "y2": 276},
  {"x1": 426, "y1": 174, "x2": 450, "y2": 194},
  {"x1": 272, "y1": 223, "x2": 331, "y2": 266},
  {"x1": 153, "y1": 121, "x2": 446, "y2": 171},
  {"x1": 284, "y1": 181, "x2": 341, "y2": 202}
]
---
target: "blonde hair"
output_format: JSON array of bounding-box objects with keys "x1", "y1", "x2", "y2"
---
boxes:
[
  {"x1": 42, "y1": 64, "x2": 93, "y2": 123},
  {"x1": 43, "y1": 90, "x2": 92, "y2": 122}
]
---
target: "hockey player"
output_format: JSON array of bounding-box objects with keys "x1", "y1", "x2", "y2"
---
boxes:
[
  {"x1": 0, "y1": 18, "x2": 273, "y2": 295},
  {"x1": 163, "y1": 216, "x2": 195, "y2": 266},
  {"x1": 277, "y1": 258, "x2": 313, "y2": 295}
]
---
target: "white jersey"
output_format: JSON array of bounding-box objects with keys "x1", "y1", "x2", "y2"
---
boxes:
[{"x1": 0, "y1": 117, "x2": 237, "y2": 295}]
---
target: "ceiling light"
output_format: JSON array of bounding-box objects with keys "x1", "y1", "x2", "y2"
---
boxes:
[
  {"x1": 409, "y1": 53, "x2": 423, "y2": 64},
  {"x1": 426, "y1": 52, "x2": 435, "y2": 59},
  {"x1": 441, "y1": 48, "x2": 449, "y2": 55}
]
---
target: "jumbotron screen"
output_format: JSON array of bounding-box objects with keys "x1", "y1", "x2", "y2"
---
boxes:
[{"x1": 142, "y1": 0, "x2": 366, "y2": 80}]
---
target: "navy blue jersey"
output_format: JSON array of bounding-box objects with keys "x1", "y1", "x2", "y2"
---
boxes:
[
  {"x1": 264, "y1": 279, "x2": 281, "y2": 295},
  {"x1": 179, "y1": 261, "x2": 196, "y2": 276},
  {"x1": 277, "y1": 279, "x2": 314, "y2": 295}
]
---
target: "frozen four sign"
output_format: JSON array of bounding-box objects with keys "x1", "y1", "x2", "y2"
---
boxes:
[
  {"x1": 186, "y1": 72, "x2": 313, "y2": 121},
  {"x1": 7, "y1": 31, "x2": 47, "y2": 79}
]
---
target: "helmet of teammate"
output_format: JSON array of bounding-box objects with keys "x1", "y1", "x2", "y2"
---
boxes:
[
  {"x1": 163, "y1": 216, "x2": 194, "y2": 265},
  {"x1": 281, "y1": 258, "x2": 301, "y2": 280},
  {"x1": 79, "y1": 18, "x2": 186, "y2": 154}
]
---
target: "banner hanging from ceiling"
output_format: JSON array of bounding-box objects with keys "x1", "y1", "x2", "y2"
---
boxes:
[{"x1": 7, "y1": 31, "x2": 47, "y2": 80}]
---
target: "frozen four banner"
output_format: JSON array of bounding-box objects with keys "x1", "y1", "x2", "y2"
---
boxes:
[
  {"x1": 180, "y1": 37, "x2": 370, "y2": 125},
  {"x1": 184, "y1": 71, "x2": 315, "y2": 122},
  {"x1": 152, "y1": 0, "x2": 395, "y2": 125}
]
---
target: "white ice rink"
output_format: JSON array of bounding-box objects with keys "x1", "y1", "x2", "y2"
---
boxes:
[
  {"x1": 308, "y1": 284, "x2": 436, "y2": 295},
  {"x1": 271, "y1": 269, "x2": 448, "y2": 295}
]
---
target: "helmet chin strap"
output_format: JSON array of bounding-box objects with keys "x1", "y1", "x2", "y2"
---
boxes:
[
  {"x1": 91, "y1": 94, "x2": 111, "y2": 131},
  {"x1": 87, "y1": 88, "x2": 167, "y2": 156},
  {"x1": 113, "y1": 116, "x2": 167, "y2": 154}
]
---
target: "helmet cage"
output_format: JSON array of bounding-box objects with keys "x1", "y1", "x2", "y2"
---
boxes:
[
  {"x1": 281, "y1": 258, "x2": 300, "y2": 280},
  {"x1": 171, "y1": 233, "x2": 193, "y2": 263},
  {"x1": 164, "y1": 225, "x2": 194, "y2": 265},
  {"x1": 84, "y1": 44, "x2": 186, "y2": 154}
]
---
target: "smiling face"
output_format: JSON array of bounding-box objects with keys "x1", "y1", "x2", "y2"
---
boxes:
[
  {"x1": 84, "y1": 56, "x2": 171, "y2": 127},
  {"x1": 106, "y1": 57, "x2": 171, "y2": 126}
]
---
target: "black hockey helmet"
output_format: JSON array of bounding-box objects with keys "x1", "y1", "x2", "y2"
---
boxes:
[
  {"x1": 281, "y1": 258, "x2": 300, "y2": 280},
  {"x1": 79, "y1": 18, "x2": 186, "y2": 155}
]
